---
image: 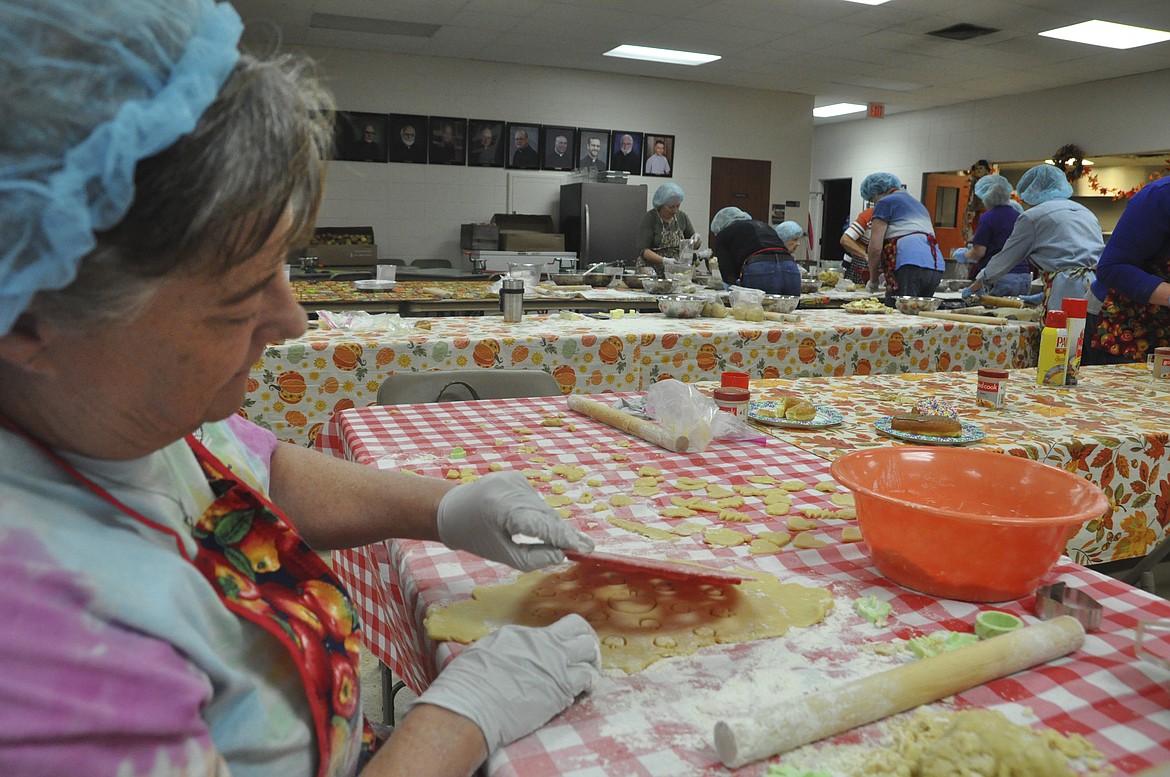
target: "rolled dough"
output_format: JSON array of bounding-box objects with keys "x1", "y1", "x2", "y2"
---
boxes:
[{"x1": 425, "y1": 562, "x2": 833, "y2": 673}]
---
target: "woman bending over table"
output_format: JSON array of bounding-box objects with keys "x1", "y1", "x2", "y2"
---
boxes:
[
  {"x1": 710, "y1": 207, "x2": 801, "y2": 294},
  {"x1": 0, "y1": 2, "x2": 598, "y2": 776},
  {"x1": 952, "y1": 174, "x2": 1030, "y2": 297},
  {"x1": 861, "y1": 172, "x2": 944, "y2": 304},
  {"x1": 962, "y1": 164, "x2": 1102, "y2": 315}
]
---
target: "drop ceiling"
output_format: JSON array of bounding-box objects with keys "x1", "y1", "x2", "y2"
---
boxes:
[{"x1": 229, "y1": 0, "x2": 1170, "y2": 119}]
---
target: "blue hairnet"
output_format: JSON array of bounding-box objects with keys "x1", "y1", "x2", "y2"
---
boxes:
[
  {"x1": 652, "y1": 182, "x2": 686, "y2": 208},
  {"x1": 710, "y1": 207, "x2": 750, "y2": 233},
  {"x1": 974, "y1": 174, "x2": 1014, "y2": 208},
  {"x1": 1009, "y1": 200, "x2": 1025, "y2": 214},
  {"x1": 859, "y1": 172, "x2": 903, "y2": 201},
  {"x1": 1016, "y1": 164, "x2": 1073, "y2": 205},
  {"x1": 0, "y1": 0, "x2": 243, "y2": 336},
  {"x1": 775, "y1": 221, "x2": 806, "y2": 243}
]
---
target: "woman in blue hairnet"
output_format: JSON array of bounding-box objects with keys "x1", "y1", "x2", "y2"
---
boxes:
[
  {"x1": 635, "y1": 182, "x2": 701, "y2": 277},
  {"x1": 860, "y1": 172, "x2": 944, "y2": 304},
  {"x1": 1084, "y1": 174, "x2": 1170, "y2": 364},
  {"x1": 708, "y1": 209, "x2": 802, "y2": 294},
  {"x1": 962, "y1": 164, "x2": 1102, "y2": 314},
  {"x1": 0, "y1": 2, "x2": 598, "y2": 775},
  {"x1": 952, "y1": 174, "x2": 1030, "y2": 297}
]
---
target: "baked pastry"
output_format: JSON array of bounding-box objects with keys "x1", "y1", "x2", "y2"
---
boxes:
[
  {"x1": 890, "y1": 413, "x2": 962, "y2": 437},
  {"x1": 784, "y1": 400, "x2": 818, "y2": 421}
]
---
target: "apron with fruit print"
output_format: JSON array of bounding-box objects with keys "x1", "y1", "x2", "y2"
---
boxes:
[
  {"x1": 7, "y1": 422, "x2": 376, "y2": 777},
  {"x1": 1091, "y1": 250, "x2": 1170, "y2": 361},
  {"x1": 879, "y1": 231, "x2": 941, "y2": 296}
]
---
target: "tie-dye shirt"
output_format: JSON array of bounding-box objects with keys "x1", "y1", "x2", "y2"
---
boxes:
[{"x1": 0, "y1": 416, "x2": 359, "y2": 777}]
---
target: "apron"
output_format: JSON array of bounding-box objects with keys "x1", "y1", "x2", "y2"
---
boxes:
[
  {"x1": 1038, "y1": 265, "x2": 1096, "y2": 315},
  {"x1": 1091, "y1": 251, "x2": 1170, "y2": 361},
  {"x1": 1, "y1": 419, "x2": 376, "y2": 777},
  {"x1": 638, "y1": 214, "x2": 686, "y2": 277},
  {"x1": 879, "y1": 231, "x2": 941, "y2": 296}
]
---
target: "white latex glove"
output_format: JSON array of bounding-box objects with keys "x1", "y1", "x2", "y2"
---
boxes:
[
  {"x1": 865, "y1": 279, "x2": 881, "y2": 293},
  {"x1": 437, "y1": 471, "x2": 594, "y2": 570},
  {"x1": 411, "y1": 614, "x2": 601, "y2": 753}
]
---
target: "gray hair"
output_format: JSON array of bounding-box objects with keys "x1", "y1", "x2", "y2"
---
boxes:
[{"x1": 26, "y1": 52, "x2": 334, "y2": 330}]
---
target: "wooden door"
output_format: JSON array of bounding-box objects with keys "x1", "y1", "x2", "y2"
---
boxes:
[
  {"x1": 922, "y1": 173, "x2": 970, "y2": 258},
  {"x1": 709, "y1": 157, "x2": 771, "y2": 247}
]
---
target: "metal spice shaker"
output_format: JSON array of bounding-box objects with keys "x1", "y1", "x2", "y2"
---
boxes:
[{"x1": 500, "y1": 277, "x2": 525, "y2": 322}]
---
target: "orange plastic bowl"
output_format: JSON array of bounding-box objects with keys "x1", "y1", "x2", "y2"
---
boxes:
[{"x1": 830, "y1": 447, "x2": 1110, "y2": 602}]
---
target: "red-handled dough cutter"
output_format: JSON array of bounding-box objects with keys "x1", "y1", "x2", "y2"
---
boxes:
[{"x1": 564, "y1": 549, "x2": 752, "y2": 584}]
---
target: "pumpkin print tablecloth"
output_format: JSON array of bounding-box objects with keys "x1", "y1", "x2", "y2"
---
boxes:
[
  {"x1": 721, "y1": 364, "x2": 1169, "y2": 564},
  {"x1": 243, "y1": 308, "x2": 1038, "y2": 448}
]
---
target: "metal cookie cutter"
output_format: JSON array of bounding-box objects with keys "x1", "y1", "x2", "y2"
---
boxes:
[{"x1": 1033, "y1": 582, "x2": 1102, "y2": 632}]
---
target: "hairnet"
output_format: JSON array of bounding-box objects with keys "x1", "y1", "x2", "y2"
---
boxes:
[
  {"x1": 710, "y1": 207, "x2": 750, "y2": 234},
  {"x1": 1016, "y1": 164, "x2": 1073, "y2": 205},
  {"x1": 775, "y1": 221, "x2": 806, "y2": 243},
  {"x1": 0, "y1": 0, "x2": 243, "y2": 336},
  {"x1": 652, "y1": 182, "x2": 685, "y2": 208},
  {"x1": 974, "y1": 174, "x2": 1014, "y2": 208},
  {"x1": 859, "y1": 173, "x2": 903, "y2": 201}
]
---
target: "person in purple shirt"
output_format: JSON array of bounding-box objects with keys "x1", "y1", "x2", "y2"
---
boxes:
[
  {"x1": 954, "y1": 175, "x2": 1030, "y2": 297},
  {"x1": 1085, "y1": 175, "x2": 1170, "y2": 364}
]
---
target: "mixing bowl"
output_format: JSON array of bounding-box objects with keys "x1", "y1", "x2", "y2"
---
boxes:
[
  {"x1": 551, "y1": 272, "x2": 611, "y2": 287},
  {"x1": 623, "y1": 274, "x2": 648, "y2": 289},
  {"x1": 642, "y1": 278, "x2": 677, "y2": 295},
  {"x1": 800, "y1": 278, "x2": 821, "y2": 294},
  {"x1": 830, "y1": 447, "x2": 1109, "y2": 602},
  {"x1": 657, "y1": 294, "x2": 707, "y2": 318},
  {"x1": 761, "y1": 294, "x2": 799, "y2": 314},
  {"x1": 894, "y1": 296, "x2": 942, "y2": 315}
]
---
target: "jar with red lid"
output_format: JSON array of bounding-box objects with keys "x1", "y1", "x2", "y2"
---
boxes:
[
  {"x1": 713, "y1": 386, "x2": 750, "y2": 415},
  {"x1": 976, "y1": 368, "x2": 1008, "y2": 409}
]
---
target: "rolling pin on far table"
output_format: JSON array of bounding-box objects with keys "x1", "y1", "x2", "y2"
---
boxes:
[{"x1": 714, "y1": 615, "x2": 1085, "y2": 768}]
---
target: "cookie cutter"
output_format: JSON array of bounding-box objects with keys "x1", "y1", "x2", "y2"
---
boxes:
[{"x1": 1033, "y1": 582, "x2": 1102, "y2": 632}]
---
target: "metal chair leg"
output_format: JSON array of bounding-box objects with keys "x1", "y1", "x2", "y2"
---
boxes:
[{"x1": 380, "y1": 662, "x2": 407, "y2": 726}]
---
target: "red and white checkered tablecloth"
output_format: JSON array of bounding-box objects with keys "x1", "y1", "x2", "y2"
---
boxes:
[{"x1": 321, "y1": 397, "x2": 1170, "y2": 775}]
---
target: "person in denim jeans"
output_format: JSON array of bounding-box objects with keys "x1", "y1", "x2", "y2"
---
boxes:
[{"x1": 711, "y1": 208, "x2": 801, "y2": 295}]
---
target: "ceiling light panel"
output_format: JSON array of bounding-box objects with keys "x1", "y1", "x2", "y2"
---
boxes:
[
  {"x1": 603, "y1": 45, "x2": 721, "y2": 66},
  {"x1": 1038, "y1": 20, "x2": 1170, "y2": 50},
  {"x1": 813, "y1": 102, "x2": 867, "y2": 117}
]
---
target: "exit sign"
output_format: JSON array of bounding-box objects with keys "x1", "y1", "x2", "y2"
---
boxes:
[{"x1": 868, "y1": 103, "x2": 885, "y2": 119}]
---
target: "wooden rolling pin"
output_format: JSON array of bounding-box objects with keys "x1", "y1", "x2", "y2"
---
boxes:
[
  {"x1": 567, "y1": 394, "x2": 689, "y2": 453},
  {"x1": 979, "y1": 294, "x2": 1025, "y2": 309},
  {"x1": 763, "y1": 311, "x2": 801, "y2": 323},
  {"x1": 713, "y1": 615, "x2": 1084, "y2": 769},
  {"x1": 919, "y1": 310, "x2": 1022, "y2": 326}
]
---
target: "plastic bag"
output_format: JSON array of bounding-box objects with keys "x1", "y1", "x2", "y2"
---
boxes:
[
  {"x1": 640, "y1": 379, "x2": 764, "y2": 453},
  {"x1": 728, "y1": 285, "x2": 766, "y2": 322}
]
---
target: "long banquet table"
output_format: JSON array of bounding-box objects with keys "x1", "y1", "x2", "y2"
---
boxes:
[
  {"x1": 246, "y1": 308, "x2": 1039, "y2": 446},
  {"x1": 321, "y1": 396, "x2": 1170, "y2": 776},
  {"x1": 293, "y1": 279, "x2": 666, "y2": 316},
  {"x1": 727, "y1": 363, "x2": 1169, "y2": 566}
]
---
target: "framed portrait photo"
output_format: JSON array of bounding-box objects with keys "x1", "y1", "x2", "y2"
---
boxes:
[
  {"x1": 386, "y1": 113, "x2": 428, "y2": 164},
  {"x1": 642, "y1": 134, "x2": 674, "y2": 177},
  {"x1": 609, "y1": 130, "x2": 643, "y2": 175},
  {"x1": 428, "y1": 116, "x2": 466, "y2": 165},
  {"x1": 576, "y1": 128, "x2": 610, "y2": 172},
  {"x1": 505, "y1": 122, "x2": 541, "y2": 170},
  {"x1": 541, "y1": 125, "x2": 576, "y2": 171},
  {"x1": 467, "y1": 119, "x2": 505, "y2": 167},
  {"x1": 334, "y1": 111, "x2": 387, "y2": 163}
]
